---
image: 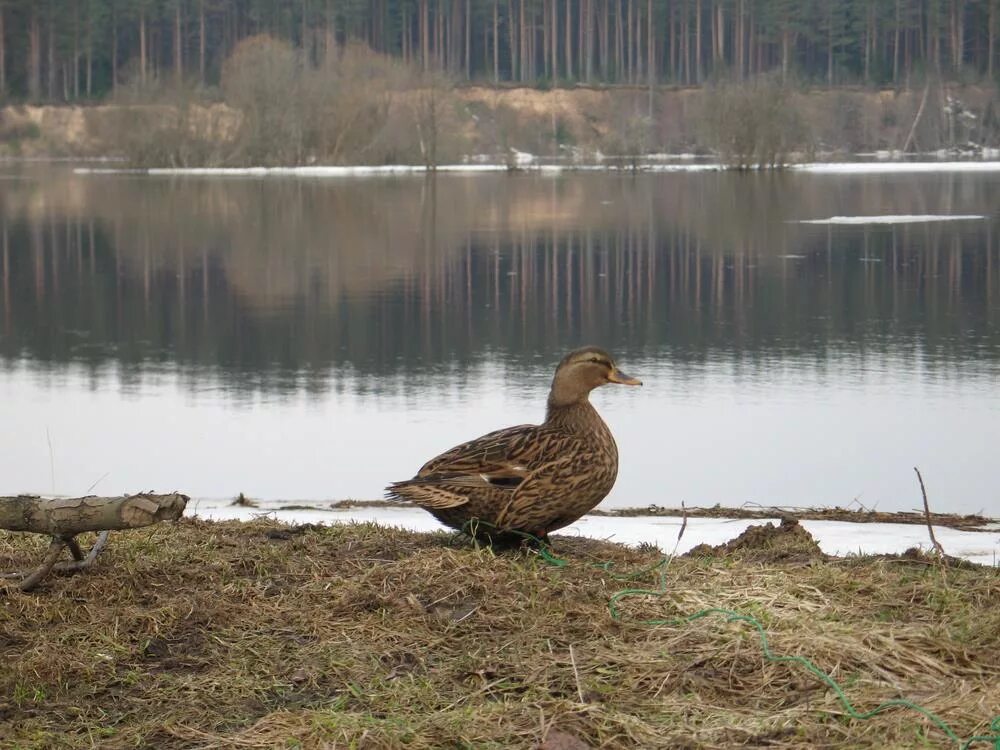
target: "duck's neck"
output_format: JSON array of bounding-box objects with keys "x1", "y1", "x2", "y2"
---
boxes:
[{"x1": 545, "y1": 396, "x2": 604, "y2": 433}]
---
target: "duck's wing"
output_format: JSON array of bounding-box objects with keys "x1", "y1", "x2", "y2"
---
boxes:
[
  {"x1": 386, "y1": 424, "x2": 546, "y2": 510},
  {"x1": 494, "y1": 453, "x2": 591, "y2": 534}
]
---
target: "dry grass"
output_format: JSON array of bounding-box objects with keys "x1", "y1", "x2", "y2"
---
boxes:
[{"x1": 2, "y1": 519, "x2": 1000, "y2": 749}]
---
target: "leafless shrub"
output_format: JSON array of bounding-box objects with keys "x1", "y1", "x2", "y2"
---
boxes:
[
  {"x1": 981, "y1": 97, "x2": 1000, "y2": 147},
  {"x1": 220, "y1": 37, "x2": 475, "y2": 166},
  {"x1": 300, "y1": 42, "x2": 413, "y2": 164},
  {"x1": 94, "y1": 55, "x2": 235, "y2": 166},
  {"x1": 408, "y1": 70, "x2": 473, "y2": 168},
  {"x1": 464, "y1": 89, "x2": 591, "y2": 166},
  {"x1": 221, "y1": 35, "x2": 305, "y2": 164},
  {"x1": 467, "y1": 93, "x2": 531, "y2": 163},
  {"x1": 702, "y1": 75, "x2": 809, "y2": 168},
  {"x1": 103, "y1": 97, "x2": 230, "y2": 167},
  {"x1": 599, "y1": 91, "x2": 655, "y2": 169}
]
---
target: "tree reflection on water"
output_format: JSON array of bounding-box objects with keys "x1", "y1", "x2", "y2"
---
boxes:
[{"x1": 1, "y1": 169, "x2": 998, "y2": 394}]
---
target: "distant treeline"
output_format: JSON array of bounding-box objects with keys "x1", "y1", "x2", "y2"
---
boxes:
[{"x1": 0, "y1": 0, "x2": 998, "y2": 101}]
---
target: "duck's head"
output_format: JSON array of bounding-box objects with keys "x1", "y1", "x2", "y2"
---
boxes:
[{"x1": 548, "y1": 346, "x2": 641, "y2": 408}]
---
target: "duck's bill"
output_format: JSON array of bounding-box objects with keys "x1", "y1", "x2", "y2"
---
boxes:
[{"x1": 608, "y1": 368, "x2": 642, "y2": 386}]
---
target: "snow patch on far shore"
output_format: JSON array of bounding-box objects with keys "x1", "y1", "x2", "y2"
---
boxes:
[
  {"x1": 797, "y1": 214, "x2": 985, "y2": 225},
  {"x1": 794, "y1": 161, "x2": 1000, "y2": 174},
  {"x1": 77, "y1": 164, "x2": 514, "y2": 177},
  {"x1": 73, "y1": 159, "x2": 1000, "y2": 178},
  {"x1": 73, "y1": 162, "x2": 726, "y2": 177}
]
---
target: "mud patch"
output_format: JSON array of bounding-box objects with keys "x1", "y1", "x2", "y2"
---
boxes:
[{"x1": 685, "y1": 517, "x2": 825, "y2": 563}]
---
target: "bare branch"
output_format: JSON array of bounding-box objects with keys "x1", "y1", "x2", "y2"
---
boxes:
[
  {"x1": 16, "y1": 538, "x2": 66, "y2": 592},
  {"x1": 914, "y1": 467, "x2": 947, "y2": 559}
]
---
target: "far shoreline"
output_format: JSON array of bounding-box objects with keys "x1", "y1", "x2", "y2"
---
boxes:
[
  {"x1": 221, "y1": 496, "x2": 1000, "y2": 531},
  {"x1": 175, "y1": 496, "x2": 1000, "y2": 566},
  {"x1": 70, "y1": 157, "x2": 1000, "y2": 178}
]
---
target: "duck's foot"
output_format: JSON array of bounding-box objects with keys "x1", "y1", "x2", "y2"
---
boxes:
[{"x1": 463, "y1": 527, "x2": 550, "y2": 551}]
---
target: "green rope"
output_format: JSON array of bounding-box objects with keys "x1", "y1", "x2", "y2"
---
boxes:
[{"x1": 462, "y1": 521, "x2": 1000, "y2": 749}]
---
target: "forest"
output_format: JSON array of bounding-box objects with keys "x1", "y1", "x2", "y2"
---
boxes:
[{"x1": 0, "y1": 0, "x2": 997, "y2": 103}]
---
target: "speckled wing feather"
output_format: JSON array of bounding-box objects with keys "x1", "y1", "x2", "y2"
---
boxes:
[
  {"x1": 386, "y1": 423, "x2": 583, "y2": 512},
  {"x1": 494, "y1": 453, "x2": 585, "y2": 533},
  {"x1": 418, "y1": 425, "x2": 540, "y2": 475}
]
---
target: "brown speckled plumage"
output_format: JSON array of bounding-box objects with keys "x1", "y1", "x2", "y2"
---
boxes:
[{"x1": 386, "y1": 346, "x2": 641, "y2": 541}]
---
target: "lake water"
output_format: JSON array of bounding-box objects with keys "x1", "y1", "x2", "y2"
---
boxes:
[{"x1": 1, "y1": 165, "x2": 999, "y2": 516}]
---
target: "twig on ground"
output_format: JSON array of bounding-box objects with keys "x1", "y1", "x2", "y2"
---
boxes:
[
  {"x1": 65, "y1": 536, "x2": 85, "y2": 561},
  {"x1": 16, "y1": 537, "x2": 66, "y2": 592},
  {"x1": 914, "y1": 467, "x2": 947, "y2": 559},
  {"x1": 659, "y1": 501, "x2": 689, "y2": 578},
  {"x1": 52, "y1": 531, "x2": 111, "y2": 573},
  {"x1": 569, "y1": 643, "x2": 585, "y2": 703},
  {"x1": 1, "y1": 531, "x2": 112, "y2": 592}
]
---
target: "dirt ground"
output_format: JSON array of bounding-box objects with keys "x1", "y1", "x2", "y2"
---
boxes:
[{"x1": 2, "y1": 518, "x2": 1000, "y2": 749}]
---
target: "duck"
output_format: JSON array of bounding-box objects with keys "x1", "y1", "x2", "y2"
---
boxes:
[{"x1": 385, "y1": 346, "x2": 641, "y2": 542}]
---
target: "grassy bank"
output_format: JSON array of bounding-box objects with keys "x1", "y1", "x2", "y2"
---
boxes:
[{"x1": 2, "y1": 518, "x2": 1000, "y2": 748}]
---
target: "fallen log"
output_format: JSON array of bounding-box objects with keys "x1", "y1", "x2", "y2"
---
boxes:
[
  {"x1": 1, "y1": 493, "x2": 188, "y2": 536},
  {"x1": 1, "y1": 493, "x2": 188, "y2": 592}
]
